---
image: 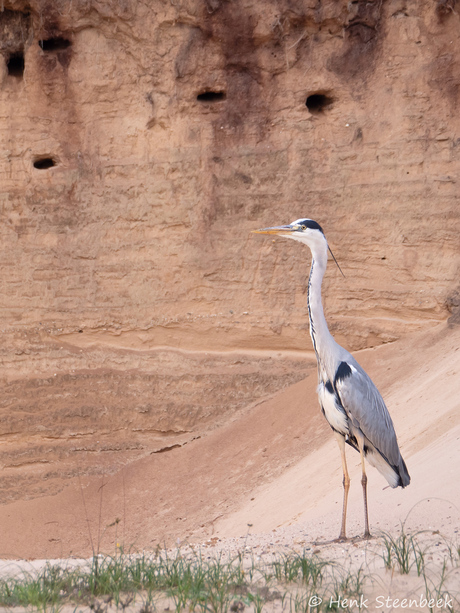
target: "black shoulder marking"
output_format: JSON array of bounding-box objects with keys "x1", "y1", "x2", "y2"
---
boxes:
[
  {"x1": 325, "y1": 380, "x2": 334, "y2": 394},
  {"x1": 334, "y1": 361, "x2": 352, "y2": 386},
  {"x1": 298, "y1": 219, "x2": 324, "y2": 235}
]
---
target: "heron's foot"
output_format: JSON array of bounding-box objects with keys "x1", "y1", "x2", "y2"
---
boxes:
[
  {"x1": 312, "y1": 536, "x2": 346, "y2": 546},
  {"x1": 337, "y1": 533, "x2": 374, "y2": 543},
  {"x1": 333, "y1": 534, "x2": 348, "y2": 543},
  {"x1": 312, "y1": 539, "x2": 348, "y2": 547}
]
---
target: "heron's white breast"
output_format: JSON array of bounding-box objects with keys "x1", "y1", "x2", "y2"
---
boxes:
[{"x1": 318, "y1": 381, "x2": 349, "y2": 436}]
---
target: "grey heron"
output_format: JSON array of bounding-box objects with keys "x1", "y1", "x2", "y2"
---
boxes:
[{"x1": 253, "y1": 219, "x2": 410, "y2": 540}]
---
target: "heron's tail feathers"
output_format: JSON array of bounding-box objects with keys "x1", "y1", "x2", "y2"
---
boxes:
[
  {"x1": 365, "y1": 447, "x2": 411, "y2": 489},
  {"x1": 398, "y1": 456, "x2": 411, "y2": 488}
]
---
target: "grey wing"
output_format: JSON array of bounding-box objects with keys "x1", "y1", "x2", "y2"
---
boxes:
[{"x1": 334, "y1": 361, "x2": 402, "y2": 469}]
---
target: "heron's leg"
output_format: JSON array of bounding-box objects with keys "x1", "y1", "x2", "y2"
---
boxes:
[
  {"x1": 357, "y1": 441, "x2": 371, "y2": 539},
  {"x1": 334, "y1": 432, "x2": 350, "y2": 540}
]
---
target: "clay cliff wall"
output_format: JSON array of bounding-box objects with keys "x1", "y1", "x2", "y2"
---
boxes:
[
  {"x1": 1, "y1": 0, "x2": 459, "y2": 353},
  {"x1": 0, "y1": 0, "x2": 459, "y2": 499}
]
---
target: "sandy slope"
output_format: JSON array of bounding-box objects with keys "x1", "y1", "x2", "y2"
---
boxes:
[
  {"x1": 215, "y1": 322, "x2": 460, "y2": 543},
  {"x1": 0, "y1": 323, "x2": 459, "y2": 560}
]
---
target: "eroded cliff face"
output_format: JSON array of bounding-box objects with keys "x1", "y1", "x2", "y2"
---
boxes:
[{"x1": 0, "y1": 0, "x2": 459, "y2": 501}]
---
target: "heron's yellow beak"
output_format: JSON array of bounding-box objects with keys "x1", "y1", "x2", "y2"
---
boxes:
[{"x1": 251, "y1": 225, "x2": 296, "y2": 235}]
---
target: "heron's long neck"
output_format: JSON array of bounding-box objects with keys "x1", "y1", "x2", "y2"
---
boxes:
[{"x1": 307, "y1": 245, "x2": 337, "y2": 363}]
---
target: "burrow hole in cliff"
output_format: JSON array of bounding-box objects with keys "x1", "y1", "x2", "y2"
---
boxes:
[
  {"x1": 196, "y1": 90, "x2": 226, "y2": 102},
  {"x1": 306, "y1": 93, "x2": 334, "y2": 114},
  {"x1": 33, "y1": 157, "x2": 56, "y2": 170},
  {"x1": 39, "y1": 37, "x2": 71, "y2": 51},
  {"x1": 7, "y1": 52, "x2": 25, "y2": 78}
]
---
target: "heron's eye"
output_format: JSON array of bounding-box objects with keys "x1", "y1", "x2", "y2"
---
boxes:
[{"x1": 301, "y1": 225, "x2": 306, "y2": 231}]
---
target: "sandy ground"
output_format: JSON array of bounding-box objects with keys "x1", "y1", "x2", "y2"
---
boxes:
[{"x1": 0, "y1": 321, "x2": 459, "y2": 610}]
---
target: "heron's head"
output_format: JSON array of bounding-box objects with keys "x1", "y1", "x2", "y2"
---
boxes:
[
  {"x1": 252, "y1": 218, "x2": 344, "y2": 275},
  {"x1": 252, "y1": 218, "x2": 327, "y2": 250}
]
